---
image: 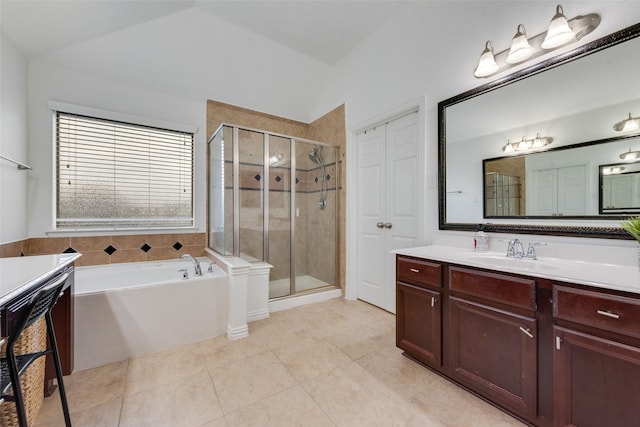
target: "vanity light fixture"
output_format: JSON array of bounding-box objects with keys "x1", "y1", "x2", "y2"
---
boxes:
[
  {"x1": 620, "y1": 148, "x2": 640, "y2": 161},
  {"x1": 613, "y1": 113, "x2": 640, "y2": 132},
  {"x1": 602, "y1": 166, "x2": 625, "y2": 175},
  {"x1": 502, "y1": 133, "x2": 553, "y2": 153},
  {"x1": 473, "y1": 4, "x2": 600, "y2": 79},
  {"x1": 541, "y1": 5, "x2": 576, "y2": 49},
  {"x1": 474, "y1": 41, "x2": 499, "y2": 78},
  {"x1": 506, "y1": 25, "x2": 535, "y2": 64}
]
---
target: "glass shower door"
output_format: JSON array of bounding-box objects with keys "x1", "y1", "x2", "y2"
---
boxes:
[
  {"x1": 267, "y1": 135, "x2": 292, "y2": 298},
  {"x1": 294, "y1": 141, "x2": 337, "y2": 293}
]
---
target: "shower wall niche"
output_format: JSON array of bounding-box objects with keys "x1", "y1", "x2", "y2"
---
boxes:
[{"x1": 208, "y1": 124, "x2": 339, "y2": 299}]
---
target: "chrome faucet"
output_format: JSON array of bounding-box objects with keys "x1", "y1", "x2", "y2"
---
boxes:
[
  {"x1": 525, "y1": 242, "x2": 547, "y2": 260},
  {"x1": 181, "y1": 254, "x2": 202, "y2": 276},
  {"x1": 506, "y1": 239, "x2": 525, "y2": 258}
]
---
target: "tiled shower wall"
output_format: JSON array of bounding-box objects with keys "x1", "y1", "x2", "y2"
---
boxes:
[{"x1": 0, "y1": 233, "x2": 206, "y2": 267}]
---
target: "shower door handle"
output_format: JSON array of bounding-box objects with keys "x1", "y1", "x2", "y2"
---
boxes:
[
  {"x1": 376, "y1": 222, "x2": 385, "y2": 229},
  {"x1": 384, "y1": 222, "x2": 392, "y2": 229}
]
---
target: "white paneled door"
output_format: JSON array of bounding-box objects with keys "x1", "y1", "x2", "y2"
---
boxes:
[{"x1": 356, "y1": 111, "x2": 420, "y2": 313}]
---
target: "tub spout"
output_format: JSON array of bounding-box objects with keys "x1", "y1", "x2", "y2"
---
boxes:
[{"x1": 181, "y1": 254, "x2": 202, "y2": 276}]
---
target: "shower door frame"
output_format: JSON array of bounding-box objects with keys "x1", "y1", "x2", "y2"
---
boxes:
[{"x1": 210, "y1": 123, "x2": 339, "y2": 299}]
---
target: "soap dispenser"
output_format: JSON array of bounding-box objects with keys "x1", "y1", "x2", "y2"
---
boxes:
[{"x1": 474, "y1": 225, "x2": 489, "y2": 252}]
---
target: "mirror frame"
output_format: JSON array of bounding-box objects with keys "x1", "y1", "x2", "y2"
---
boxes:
[{"x1": 438, "y1": 22, "x2": 640, "y2": 239}]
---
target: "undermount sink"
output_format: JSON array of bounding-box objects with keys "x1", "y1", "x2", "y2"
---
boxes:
[{"x1": 464, "y1": 252, "x2": 561, "y2": 272}]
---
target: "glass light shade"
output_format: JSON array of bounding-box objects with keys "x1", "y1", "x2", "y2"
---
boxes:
[
  {"x1": 503, "y1": 141, "x2": 514, "y2": 153},
  {"x1": 517, "y1": 137, "x2": 530, "y2": 151},
  {"x1": 542, "y1": 5, "x2": 576, "y2": 49},
  {"x1": 532, "y1": 135, "x2": 544, "y2": 148},
  {"x1": 620, "y1": 149, "x2": 640, "y2": 160},
  {"x1": 613, "y1": 113, "x2": 640, "y2": 132},
  {"x1": 474, "y1": 41, "x2": 499, "y2": 78},
  {"x1": 506, "y1": 25, "x2": 535, "y2": 64}
]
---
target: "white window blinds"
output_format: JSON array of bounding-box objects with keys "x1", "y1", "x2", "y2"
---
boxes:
[{"x1": 56, "y1": 112, "x2": 194, "y2": 229}]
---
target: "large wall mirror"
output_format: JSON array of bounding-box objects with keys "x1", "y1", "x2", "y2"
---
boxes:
[{"x1": 439, "y1": 23, "x2": 640, "y2": 239}]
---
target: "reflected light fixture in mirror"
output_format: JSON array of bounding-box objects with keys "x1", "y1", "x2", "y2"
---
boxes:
[
  {"x1": 620, "y1": 149, "x2": 640, "y2": 161},
  {"x1": 502, "y1": 133, "x2": 553, "y2": 153},
  {"x1": 474, "y1": 41, "x2": 499, "y2": 78},
  {"x1": 602, "y1": 166, "x2": 625, "y2": 175},
  {"x1": 541, "y1": 5, "x2": 576, "y2": 49},
  {"x1": 613, "y1": 113, "x2": 640, "y2": 132},
  {"x1": 506, "y1": 25, "x2": 535, "y2": 64}
]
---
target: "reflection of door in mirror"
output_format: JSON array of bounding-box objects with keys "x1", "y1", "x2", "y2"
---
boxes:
[
  {"x1": 600, "y1": 161, "x2": 640, "y2": 214},
  {"x1": 528, "y1": 166, "x2": 586, "y2": 216}
]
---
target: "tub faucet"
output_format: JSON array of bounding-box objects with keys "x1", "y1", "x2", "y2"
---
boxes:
[{"x1": 182, "y1": 254, "x2": 202, "y2": 276}]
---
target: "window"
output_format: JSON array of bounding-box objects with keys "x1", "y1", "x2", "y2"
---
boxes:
[{"x1": 56, "y1": 111, "x2": 194, "y2": 229}]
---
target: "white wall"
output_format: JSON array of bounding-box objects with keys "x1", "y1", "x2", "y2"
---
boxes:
[
  {"x1": 310, "y1": 1, "x2": 640, "y2": 264},
  {"x1": 0, "y1": 31, "x2": 29, "y2": 243},
  {"x1": 24, "y1": 7, "x2": 331, "y2": 238}
]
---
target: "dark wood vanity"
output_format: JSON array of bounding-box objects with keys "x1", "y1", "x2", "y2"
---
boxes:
[
  {"x1": 396, "y1": 253, "x2": 640, "y2": 427},
  {"x1": 0, "y1": 254, "x2": 78, "y2": 396}
]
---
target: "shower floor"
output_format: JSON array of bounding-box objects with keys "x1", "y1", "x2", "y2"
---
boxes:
[{"x1": 269, "y1": 275, "x2": 332, "y2": 299}]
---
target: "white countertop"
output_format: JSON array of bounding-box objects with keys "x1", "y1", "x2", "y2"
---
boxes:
[
  {"x1": 393, "y1": 245, "x2": 640, "y2": 295},
  {"x1": 0, "y1": 253, "x2": 82, "y2": 306}
]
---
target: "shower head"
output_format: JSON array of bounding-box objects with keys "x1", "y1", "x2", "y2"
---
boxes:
[{"x1": 309, "y1": 146, "x2": 323, "y2": 165}]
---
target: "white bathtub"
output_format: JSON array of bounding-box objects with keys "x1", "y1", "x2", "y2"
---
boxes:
[{"x1": 73, "y1": 257, "x2": 228, "y2": 371}]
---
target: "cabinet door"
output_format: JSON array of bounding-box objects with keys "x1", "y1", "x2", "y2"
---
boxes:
[
  {"x1": 396, "y1": 282, "x2": 441, "y2": 367},
  {"x1": 553, "y1": 326, "x2": 640, "y2": 427},
  {"x1": 449, "y1": 297, "x2": 537, "y2": 418}
]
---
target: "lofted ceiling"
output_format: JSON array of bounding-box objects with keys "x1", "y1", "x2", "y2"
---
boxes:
[{"x1": 0, "y1": 0, "x2": 404, "y2": 65}]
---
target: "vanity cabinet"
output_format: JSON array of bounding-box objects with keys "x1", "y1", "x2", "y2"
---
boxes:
[
  {"x1": 395, "y1": 256, "x2": 442, "y2": 367},
  {"x1": 552, "y1": 286, "x2": 640, "y2": 427},
  {"x1": 448, "y1": 267, "x2": 538, "y2": 418},
  {"x1": 396, "y1": 253, "x2": 640, "y2": 427}
]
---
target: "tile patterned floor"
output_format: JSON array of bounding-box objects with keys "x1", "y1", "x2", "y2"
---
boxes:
[{"x1": 34, "y1": 298, "x2": 526, "y2": 426}]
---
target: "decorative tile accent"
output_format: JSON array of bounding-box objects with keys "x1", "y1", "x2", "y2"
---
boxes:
[
  {"x1": 173, "y1": 242, "x2": 183, "y2": 251},
  {"x1": 327, "y1": 174, "x2": 331, "y2": 181},
  {"x1": 254, "y1": 174, "x2": 261, "y2": 181},
  {"x1": 314, "y1": 177, "x2": 318, "y2": 183},
  {"x1": 63, "y1": 247, "x2": 77, "y2": 253},
  {"x1": 140, "y1": 243, "x2": 151, "y2": 253},
  {"x1": 275, "y1": 176, "x2": 281, "y2": 183},
  {"x1": 296, "y1": 177, "x2": 300, "y2": 184},
  {"x1": 104, "y1": 245, "x2": 117, "y2": 255}
]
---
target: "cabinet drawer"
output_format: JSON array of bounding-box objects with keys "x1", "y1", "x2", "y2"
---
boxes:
[
  {"x1": 396, "y1": 256, "x2": 442, "y2": 289},
  {"x1": 449, "y1": 266, "x2": 536, "y2": 310},
  {"x1": 553, "y1": 286, "x2": 640, "y2": 339}
]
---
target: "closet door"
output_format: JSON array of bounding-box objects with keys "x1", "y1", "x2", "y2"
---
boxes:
[{"x1": 356, "y1": 111, "x2": 420, "y2": 313}]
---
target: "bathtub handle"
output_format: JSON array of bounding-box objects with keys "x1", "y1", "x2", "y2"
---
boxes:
[
  {"x1": 208, "y1": 262, "x2": 216, "y2": 273},
  {"x1": 178, "y1": 268, "x2": 189, "y2": 279}
]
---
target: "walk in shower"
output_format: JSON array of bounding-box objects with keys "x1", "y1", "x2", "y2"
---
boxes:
[{"x1": 208, "y1": 124, "x2": 339, "y2": 299}]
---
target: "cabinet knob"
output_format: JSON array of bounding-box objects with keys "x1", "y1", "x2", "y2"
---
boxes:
[
  {"x1": 376, "y1": 222, "x2": 385, "y2": 228},
  {"x1": 384, "y1": 222, "x2": 393, "y2": 229}
]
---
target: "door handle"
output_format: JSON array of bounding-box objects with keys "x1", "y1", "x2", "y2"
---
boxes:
[
  {"x1": 384, "y1": 222, "x2": 392, "y2": 229},
  {"x1": 376, "y1": 222, "x2": 385, "y2": 228}
]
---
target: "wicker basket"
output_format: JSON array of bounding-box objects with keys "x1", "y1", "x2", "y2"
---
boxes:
[{"x1": 1, "y1": 317, "x2": 47, "y2": 427}]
